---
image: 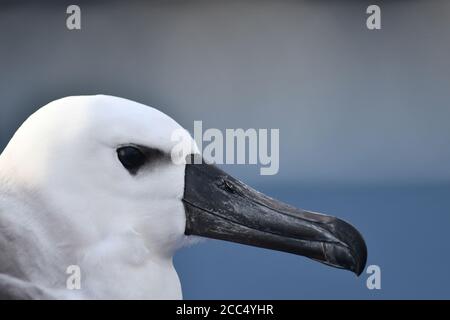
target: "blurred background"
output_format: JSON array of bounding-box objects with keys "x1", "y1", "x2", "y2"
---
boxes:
[{"x1": 1, "y1": 0, "x2": 450, "y2": 298}]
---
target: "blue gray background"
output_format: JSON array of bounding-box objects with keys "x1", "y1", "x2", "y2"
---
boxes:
[{"x1": 1, "y1": 0, "x2": 449, "y2": 299}]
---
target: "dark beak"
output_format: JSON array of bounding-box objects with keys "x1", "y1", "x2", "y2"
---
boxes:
[{"x1": 182, "y1": 157, "x2": 367, "y2": 276}]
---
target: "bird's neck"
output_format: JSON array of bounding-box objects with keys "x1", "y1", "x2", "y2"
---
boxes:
[
  {"x1": 0, "y1": 183, "x2": 183, "y2": 299},
  {"x1": 70, "y1": 234, "x2": 182, "y2": 299}
]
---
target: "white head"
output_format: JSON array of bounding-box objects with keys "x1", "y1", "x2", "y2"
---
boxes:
[{"x1": 0, "y1": 95, "x2": 195, "y2": 259}]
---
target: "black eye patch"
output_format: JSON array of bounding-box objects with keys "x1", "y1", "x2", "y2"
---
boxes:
[{"x1": 117, "y1": 145, "x2": 167, "y2": 175}]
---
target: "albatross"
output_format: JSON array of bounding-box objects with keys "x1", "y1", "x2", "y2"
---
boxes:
[{"x1": 0, "y1": 95, "x2": 367, "y2": 299}]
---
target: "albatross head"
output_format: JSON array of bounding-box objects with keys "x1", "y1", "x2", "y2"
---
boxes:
[{"x1": 0, "y1": 95, "x2": 367, "y2": 299}]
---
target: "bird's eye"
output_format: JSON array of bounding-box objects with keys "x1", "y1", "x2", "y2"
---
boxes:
[{"x1": 117, "y1": 146, "x2": 147, "y2": 174}]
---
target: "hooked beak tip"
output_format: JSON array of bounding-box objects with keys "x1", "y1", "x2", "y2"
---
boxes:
[{"x1": 320, "y1": 218, "x2": 367, "y2": 276}]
